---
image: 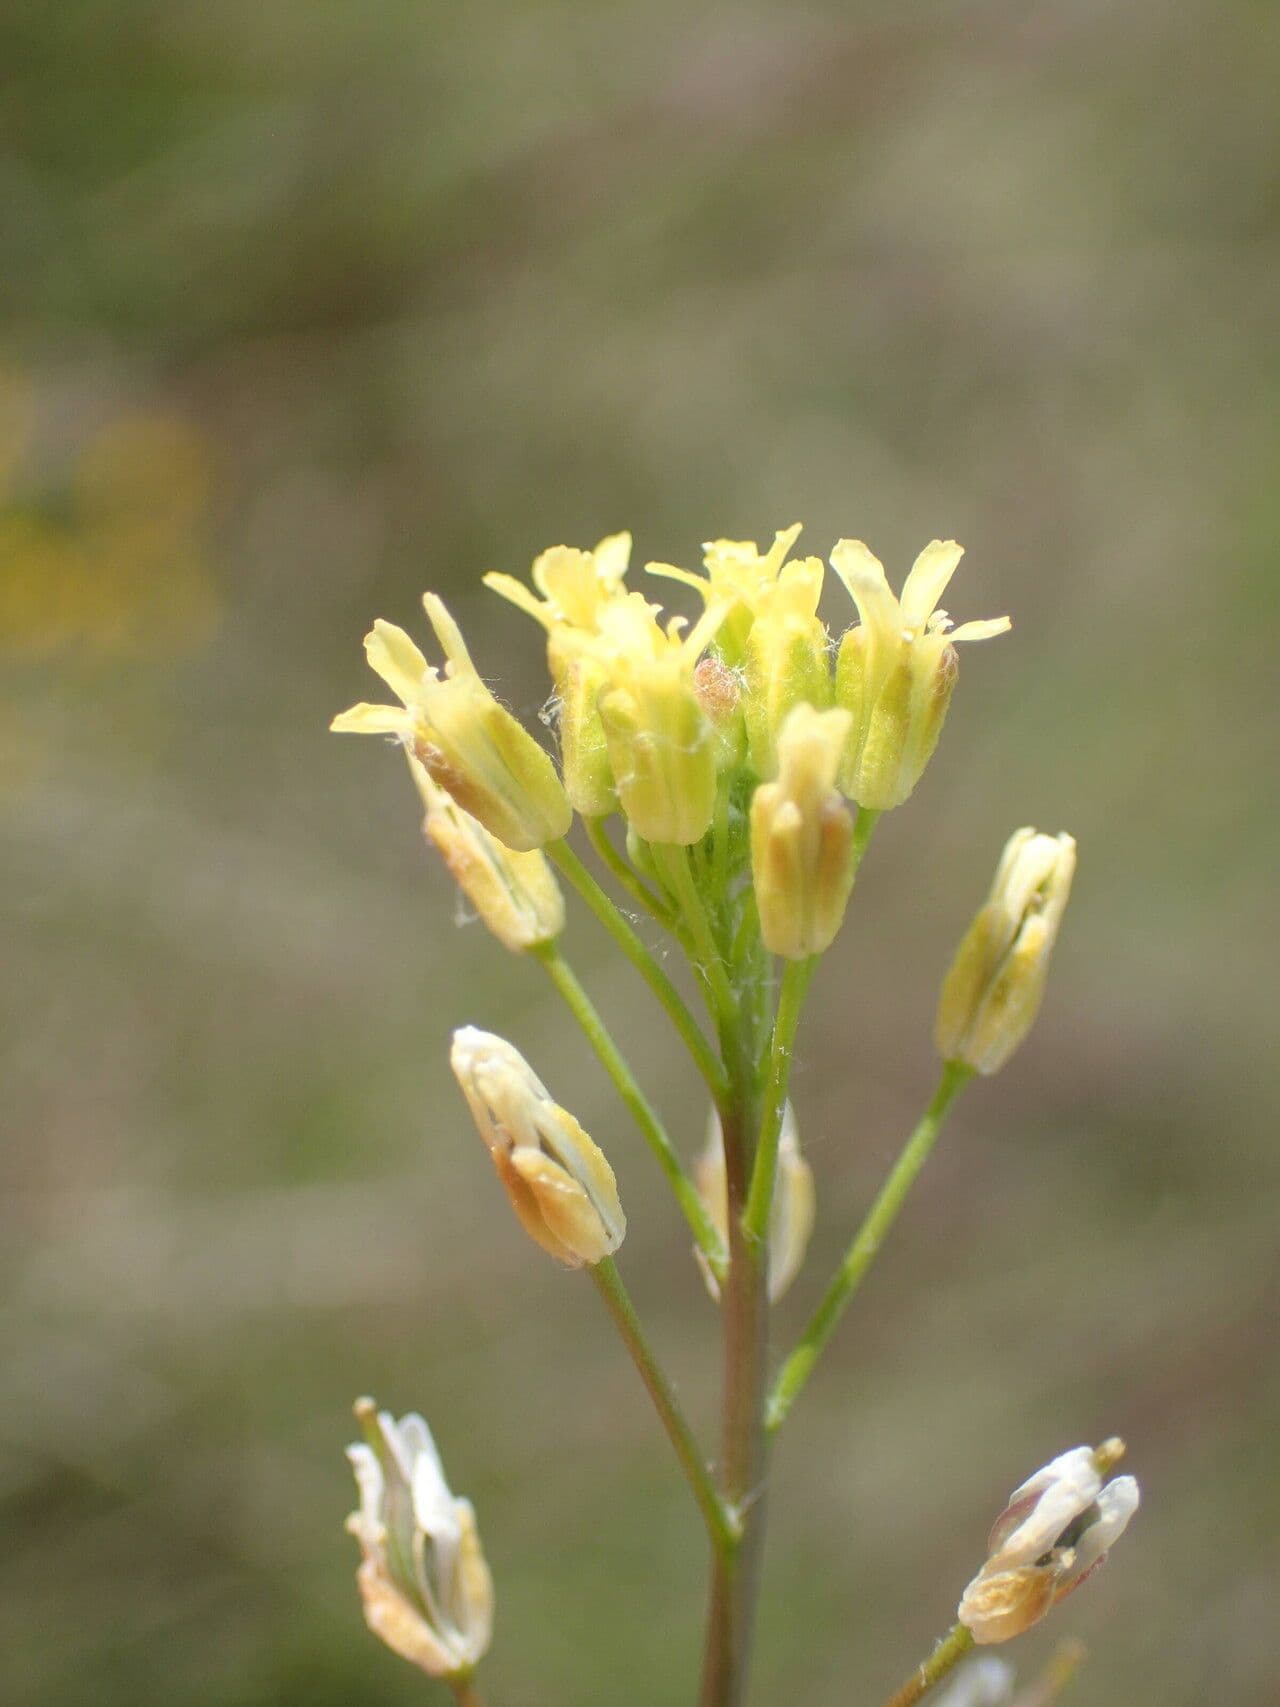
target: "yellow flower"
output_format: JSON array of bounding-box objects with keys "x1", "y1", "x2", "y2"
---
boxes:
[
  {"x1": 565, "y1": 592, "x2": 728, "y2": 845},
  {"x1": 331, "y1": 593, "x2": 571, "y2": 851},
  {"x1": 741, "y1": 556, "x2": 832, "y2": 779},
  {"x1": 483, "y1": 532, "x2": 632, "y2": 641},
  {"x1": 958, "y1": 1442, "x2": 1139, "y2": 1645},
  {"x1": 345, "y1": 1398, "x2": 494, "y2": 1680},
  {"x1": 648, "y1": 523, "x2": 806, "y2": 664},
  {"x1": 935, "y1": 828, "x2": 1077, "y2": 1074},
  {"x1": 451, "y1": 1027, "x2": 626, "y2": 1267},
  {"x1": 409, "y1": 759, "x2": 564, "y2": 953},
  {"x1": 829, "y1": 539, "x2": 1009, "y2": 810},
  {"x1": 750, "y1": 704, "x2": 856, "y2": 958},
  {"x1": 695, "y1": 1101, "x2": 815, "y2": 1301},
  {"x1": 484, "y1": 535, "x2": 632, "y2": 818}
]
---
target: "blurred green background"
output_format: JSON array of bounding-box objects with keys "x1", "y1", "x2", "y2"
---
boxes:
[{"x1": 2, "y1": 3, "x2": 1278, "y2": 1704}]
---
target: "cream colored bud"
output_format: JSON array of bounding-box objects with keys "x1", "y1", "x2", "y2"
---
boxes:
[
  {"x1": 935, "y1": 829, "x2": 1077, "y2": 1074},
  {"x1": 345, "y1": 1399, "x2": 493, "y2": 1680},
  {"x1": 450, "y1": 1028, "x2": 625, "y2": 1267},
  {"x1": 410, "y1": 759, "x2": 564, "y2": 952},
  {"x1": 958, "y1": 1441, "x2": 1139, "y2": 1645},
  {"x1": 750, "y1": 704, "x2": 856, "y2": 958},
  {"x1": 695, "y1": 1101, "x2": 815, "y2": 1301}
]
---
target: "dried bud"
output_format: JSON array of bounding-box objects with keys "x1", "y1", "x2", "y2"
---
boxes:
[
  {"x1": 410, "y1": 759, "x2": 564, "y2": 952},
  {"x1": 935, "y1": 828, "x2": 1077, "y2": 1074},
  {"x1": 331, "y1": 594, "x2": 571, "y2": 851},
  {"x1": 830, "y1": 539, "x2": 1009, "y2": 810},
  {"x1": 750, "y1": 704, "x2": 856, "y2": 958},
  {"x1": 695, "y1": 1101, "x2": 815, "y2": 1301},
  {"x1": 450, "y1": 1027, "x2": 625, "y2": 1267},
  {"x1": 345, "y1": 1398, "x2": 493, "y2": 1680},
  {"x1": 958, "y1": 1442, "x2": 1140, "y2": 1645}
]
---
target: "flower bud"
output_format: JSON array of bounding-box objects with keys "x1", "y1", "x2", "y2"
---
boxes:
[
  {"x1": 331, "y1": 594, "x2": 571, "y2": 852},
  {"x1": 345, "y1": 1398, "x2": 493, "y2": 1680},
  {"x1": 750, "y1": 704, "x2": 856, "y2": 958},
  {"x1": 410, "y1": 759, "x2": 564, "y2": 952},
  {"x1": 935, "y1": 828, "x2": 1077, "y2": 1074},
  {"x1": 450, "y1": 1027, "x2": 625, "y2": 1267},
  {"x1": 741, "y1": 557, "x2": 832, "y2": 779},
  {"x1": 695, "y1": 1101, "x2": 815, "y2": 1301},
  {"x1": 830, "y1": 539, "x2": 1009, "y2": 810},
  {"x1": 958, "y1": 1441, "x2": 1139, "y2": 1645}
]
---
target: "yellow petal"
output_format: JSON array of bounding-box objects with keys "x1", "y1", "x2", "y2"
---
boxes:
[
  {"x1": 948, "y1": 616, "x2": 1012, "y2": 643},
  {"x1": 331, "y1": 701, "x2": 414, "y2": 736},
  {"x1": 900, "y1": 540, "x2": 964, "y2": 632},
  {"x1": 365, "y1": 620, "x2": 429, "y2": 705}
]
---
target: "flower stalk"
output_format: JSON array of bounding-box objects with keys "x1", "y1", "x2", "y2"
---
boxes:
[{"x1": 331, "y1": 521, "x2": 1134, "y2": 1707}]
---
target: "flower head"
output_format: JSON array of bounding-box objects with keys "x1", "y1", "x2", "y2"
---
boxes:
[
  {"x1": 935, "y1": 828, "x2": 1077, "y2": 1074},
  {"x1": 450, "y1": 1027, "x2": 626, "y2": 1266},
  {"x1": 830, "y1": 539, "x2": 1009, "y2": 810},
  {"x1": 331, "y1": 593, "x2": 570, "y2": 851},
  {"x1": 696, "y1": 1101, "x2": 815, "y2": 1301},
  {"x1": 410, "y1": 758, "x2": 564, "y2": 953},
  {"x1": 345, "y1": 1398, "x2": 493, "y2": 1679},
  {"x1": 958, "y1": 1440, "x2": 1139, "y2": 1645}
]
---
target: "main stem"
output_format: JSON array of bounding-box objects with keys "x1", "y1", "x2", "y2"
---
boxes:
[{"x1": 699, "y1": 1044, "x2": 768, "y2": 1707}]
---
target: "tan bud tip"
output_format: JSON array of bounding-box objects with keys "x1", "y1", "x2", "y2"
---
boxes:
[{"x1": 1092, "y1": 1437, "x2": 1126, "y2": 1474}]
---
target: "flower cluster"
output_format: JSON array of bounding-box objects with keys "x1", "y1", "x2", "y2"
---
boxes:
[{"x1": 334, "y1": 526, "x2": 1008, "y2": 867}]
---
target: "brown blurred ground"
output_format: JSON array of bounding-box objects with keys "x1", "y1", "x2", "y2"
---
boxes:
[{"x1": 1, "y1": 3, "x2": 1278, "y2": 1704}]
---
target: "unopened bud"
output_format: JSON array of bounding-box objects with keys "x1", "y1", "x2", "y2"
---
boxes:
[
  {"x1": 345, "y1": 1399, "x2": 493, "y2": 1679},
  {"x1": 935, "y1": 828, "x2": 1077, "y2": 1074},
  {"x1": 958, "y1": 1442, "x2": 1139, "y2": 1645},
  {"x1": 410, "y1": 759, "x2": 564, "y2": 952},
  {"x1": 695, "y1": 1102, "x2": 815, "y2": 1301},
  {"x1": 750, "y1": 704, "x2": 856, "y2": 958},
  {"x1": 450, "y1": 1028, "x2": 625, "y2": 1267}
]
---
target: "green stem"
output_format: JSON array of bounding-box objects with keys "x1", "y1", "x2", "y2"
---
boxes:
[
  {"x1": 742, "y1": 956, "x2": 816, "y2": 1251},
  {"x1": 547, "y1": 838, "x2": 727, "y2": 1105},
  {"x1": 766, "y1": 1061, "x2": 973, "y2": 1433},
  {"x1": 584, "y1": 815, "x2": 676, "y2": 929},
  {"x1": 881, "y1": 1624, "x2": 975, "y2": 1707},
  {"x1": 651, "y1": 841, "x2": 738, "y2": 1034},
  {"x1": 535, "y1": 945, "x2": 727, "y2": 1278},
  {"x1": 698, "y1": 1057, "x2": 768, "y2": 1707},
  {"x1": 590, "y1": 1257, "x2": 737, "y2": 1555}
]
